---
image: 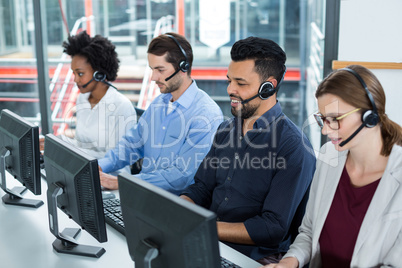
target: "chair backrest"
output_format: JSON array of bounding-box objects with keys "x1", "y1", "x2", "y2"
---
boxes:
[
  {"x1": 135, "y1": 107, "x2": 145, "y2": 121},
  {"x1": 130, "y1": 107, "x2": 145, "y2": 175}
]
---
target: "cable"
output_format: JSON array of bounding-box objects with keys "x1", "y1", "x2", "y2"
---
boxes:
[{"x1": 58, "y1": 0, "x2": 70, "y2": 35}]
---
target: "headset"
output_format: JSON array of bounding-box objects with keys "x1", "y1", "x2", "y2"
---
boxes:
[
  {"x1": 342, "y1": 68, "x2": 379, "y2": 128},
  {"x1": 338, "y1": 68, "x2": 379, "y2": 147},
  {"x1": 241, "y1": 67, "x2": 287, "y2": 104},
  {"x1": 164, "y1": 34, "x2": 190, "y2": 81},
  {"x1": 82, "y1": 71, "x2": 116, "y2": 89}
]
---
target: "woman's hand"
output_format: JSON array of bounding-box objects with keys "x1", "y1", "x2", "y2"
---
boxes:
[{"x1": 261, "y1": 257, "x2": 299, "y2": 268}]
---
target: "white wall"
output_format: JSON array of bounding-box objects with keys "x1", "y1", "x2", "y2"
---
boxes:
[{"x1": 338, "y1": 0, "x2": 402, "y2": 125}]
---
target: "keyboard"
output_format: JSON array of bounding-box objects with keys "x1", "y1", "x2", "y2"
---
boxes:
[
  {"x1": 103, "y1": 198, "x2": 125, "y2": 235},
  {"x1": 220, "y1": 256, "x2": 241, "y2": 268},
  {"x1": 103, "y1": 198, "x2": 242, "y2": 268}
]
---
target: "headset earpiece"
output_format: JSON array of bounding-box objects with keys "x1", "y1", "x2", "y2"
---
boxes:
[
  {"x1": 362, "y1": 110, "x2": 379, "y2": 128},
  {"x1": 93, "y1": 71, "x2": 106, "y2": 82},
  {"x1": 166, "y1": 34, "x2": 189, "y2": 73},
  {"x1": 258, "y1": 81, "x2": 275, "y2": 100},
  {"x1": 179, "y1": 60, "x2": 189, "y2": 73}
]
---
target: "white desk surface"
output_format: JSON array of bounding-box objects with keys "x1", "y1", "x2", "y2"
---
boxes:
[{"x1": 0, "y1": 176, "x2": 261, "y2": 268}]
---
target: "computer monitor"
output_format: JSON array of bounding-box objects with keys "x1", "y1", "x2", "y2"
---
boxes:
[
  {"x1": 118, "y1": 173, "x2": 221, "y2": 268},
  {"x1": 43, "y1": 134, "x2": 107, "y2": 258},
  {"x1": 0, "y1": 109, "x2": 43, "y2": 208}
]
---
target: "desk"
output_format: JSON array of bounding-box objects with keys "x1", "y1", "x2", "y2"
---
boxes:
[{"x1": 0, "y1": 177, "x2": 261, "y2": 268}]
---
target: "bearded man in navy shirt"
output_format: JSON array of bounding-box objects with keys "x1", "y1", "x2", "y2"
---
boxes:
[{"x1": 180, "y1": 37, "x2": 316, "y2": 265}]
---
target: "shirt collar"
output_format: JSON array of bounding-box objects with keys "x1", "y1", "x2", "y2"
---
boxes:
[
  {"x1": 252, "y1": 101, "x2": 284, "y2": 129},
  {"x1": 161, "y1": 80, "x2": 198, "y2": 109}
]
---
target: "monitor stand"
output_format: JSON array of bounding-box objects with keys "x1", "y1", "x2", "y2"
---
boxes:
[
  {"x1": 0, "y1": 147, "x2": 43, "y2": 208},
  {"x1": 134, "y1": 239, "x2": 159, "y2": 268},
  {"x1": 46, "y1": 182, "x2": 106, "y2": 258}
]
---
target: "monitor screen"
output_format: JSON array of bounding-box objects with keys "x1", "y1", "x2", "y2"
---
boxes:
[
  {"x1": 0, "y1": 109, "x2": 43, "y2": 208},
  {"x1": 118, "y1": 173, "x2": 221, "y2": 268},
  {"x1": 44, "y1": 134, "x2": 107, "y2": 258}
]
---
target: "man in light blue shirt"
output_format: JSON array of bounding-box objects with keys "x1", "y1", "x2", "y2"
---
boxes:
[{"x1": 98, "y1": 33, "x2": 223, "y2": 194}]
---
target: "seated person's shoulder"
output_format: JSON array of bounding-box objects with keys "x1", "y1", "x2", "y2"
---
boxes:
[
  {"x1": 114, "y1": 90, "x2": 134, "y2": 105},
  {"x1": 273, "y1": 118, "x2": 305, "y2": 143},
  {"x1": 274, "y1": 118, "x2": 315, "y2": 157},
  {"x1": 194, "y1": 90, "x2": 222, "y2": 111},
  {"x1": 213, "y1": 119, "x2": 234, "y2": 139},
  {"x1": 217, "y1": 118, "x2": 234, "y2": 130}
]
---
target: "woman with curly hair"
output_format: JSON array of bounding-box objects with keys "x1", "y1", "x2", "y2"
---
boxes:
[{"x1": 60, "y1": 31, "x2": 136, "y2": 173}]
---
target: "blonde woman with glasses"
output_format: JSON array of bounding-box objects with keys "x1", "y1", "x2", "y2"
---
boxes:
[{"x1": 264, "y1": 65, "x2": 402, "y2": 268}]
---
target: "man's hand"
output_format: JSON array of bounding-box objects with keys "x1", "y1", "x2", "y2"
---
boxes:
[
  {"x1": 217, "y1": 221, "x2": 255, "y2": 245},
  {"x1": 180, "y1": 195, "x2": 195, "y2": 204},
  {"x1": 39, "y1": 136, "x2": 45, "y2": 152},
  {"x1": 99, "y1": 171, "x2": 119, "y2": 190}
]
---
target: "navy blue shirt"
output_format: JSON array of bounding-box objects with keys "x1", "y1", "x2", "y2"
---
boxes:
[{"x1": 181, "y1": 102, "x2": 316, "y2": 260}]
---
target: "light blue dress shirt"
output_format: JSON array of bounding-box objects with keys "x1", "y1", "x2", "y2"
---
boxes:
[{"x1": 98, "y1": 81, "x2": 223, "y2": 194}]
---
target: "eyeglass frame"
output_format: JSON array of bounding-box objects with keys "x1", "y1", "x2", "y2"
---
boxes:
[{"x1": 313, "y1": 108, "x2": 361, "y2": 130}]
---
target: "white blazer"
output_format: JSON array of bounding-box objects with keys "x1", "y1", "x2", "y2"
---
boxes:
[{"x1": 284, "y1": 142, "x2": 402, "y2": 268}]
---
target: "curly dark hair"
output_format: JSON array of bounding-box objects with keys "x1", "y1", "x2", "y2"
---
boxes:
[
  {"x1": 62, "y1": 31, "x2": 120, "y2": 81},
  {"x1": 230, "y1": 36, "x2": 286, "y2": 84}
]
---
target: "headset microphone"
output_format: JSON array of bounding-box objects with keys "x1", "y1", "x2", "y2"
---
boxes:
[
  {"x1": 240, "y1": 81, "x2": 276, "y2": 105},
  {"x1": 82, "y1": 77, "x2": 94, "y2": 88},
  {"x1": 240, "y1": 93, "x2": 261, "y2": 104},
  {"x1": 81, "y1": 71, "x2": 117, "y2": 89},
  {"x1": 165, "y1": 69, "x2": 181, "y2": 82},
  {"x1": 339, "y1": 123, "x2": 365, "y2": 147},
  {"x1": 240, "y1": 67, "x2": 287, "y2": 105}
]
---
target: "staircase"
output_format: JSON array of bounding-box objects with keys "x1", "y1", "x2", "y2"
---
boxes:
[{"x1": 113, "y1": 64, "x2": 146, "y2": 106}]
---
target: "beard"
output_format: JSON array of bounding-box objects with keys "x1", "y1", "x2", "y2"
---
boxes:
[
  {"x1": 231, "y1": 101, "x2": 259, "y2": 119},
  {"x1": 157, "y1": 74, "x2": 181, "y2": 94}
]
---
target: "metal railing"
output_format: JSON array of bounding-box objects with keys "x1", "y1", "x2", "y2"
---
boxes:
[
  {"x1": 51, "y1": 16, "x2": 95, "y2": 126},
  {"x1": 0, "y1": 16, "x2": 95, "y2": 130}
]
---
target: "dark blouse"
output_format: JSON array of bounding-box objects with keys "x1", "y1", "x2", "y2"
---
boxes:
[{"x1": 319, "y1": 167, "x2": 381, "y2": 267}]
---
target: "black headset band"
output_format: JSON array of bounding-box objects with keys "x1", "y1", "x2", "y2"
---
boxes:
[
  {"x1": 166, "y1": 34, "x2": 188, "y2": 63},
  {"x1": 341, "y1": 68, "x2": 378, "y2": 114}
]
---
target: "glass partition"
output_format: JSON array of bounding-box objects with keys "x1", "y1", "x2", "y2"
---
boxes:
[{"x1": 0, "y1": 0, "x2": 305, "y2": 133}]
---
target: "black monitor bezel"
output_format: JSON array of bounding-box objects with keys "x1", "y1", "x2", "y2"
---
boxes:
[
  {"x1": 118, "y1": 173, "x2": 221, "y2": 268},
  {"x1": 0, "y1": 109, "x2": 42, "y2": 208},
  {"x1": 44, "y1": 134, "x2": 107, "y2": 258}
]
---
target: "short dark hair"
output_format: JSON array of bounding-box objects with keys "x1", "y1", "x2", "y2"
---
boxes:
[
  {"x1": 230, "y1": 36, "x2": 286, "y2": 83},
  {"x1": 147, "y1": 32, "x2": 193, "y2": 75},
  {"x1": 62, "y1": 31, "x2": 120, "y2": 81}
]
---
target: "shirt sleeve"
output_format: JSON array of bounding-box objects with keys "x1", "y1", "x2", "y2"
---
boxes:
[
  {"x1": 282, "y1": 158, "x2": 322, "y2": 268},
  {"x1": 244, "y1": 135, "x2": 316, "y2": 247},
  {"x1": 180, "y1": 139, "x2": 219, "y2": 206},
  {"x1": 98, "y1": 111, "x2": 145, "y2": 173},
  {"x1": 135, "y1": 109, "x2": 223, "y2": 195}
]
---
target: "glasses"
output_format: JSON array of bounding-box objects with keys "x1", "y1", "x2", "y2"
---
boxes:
[{"x1": 314, "y1": 108, "x2": 361, "y2": 130}]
